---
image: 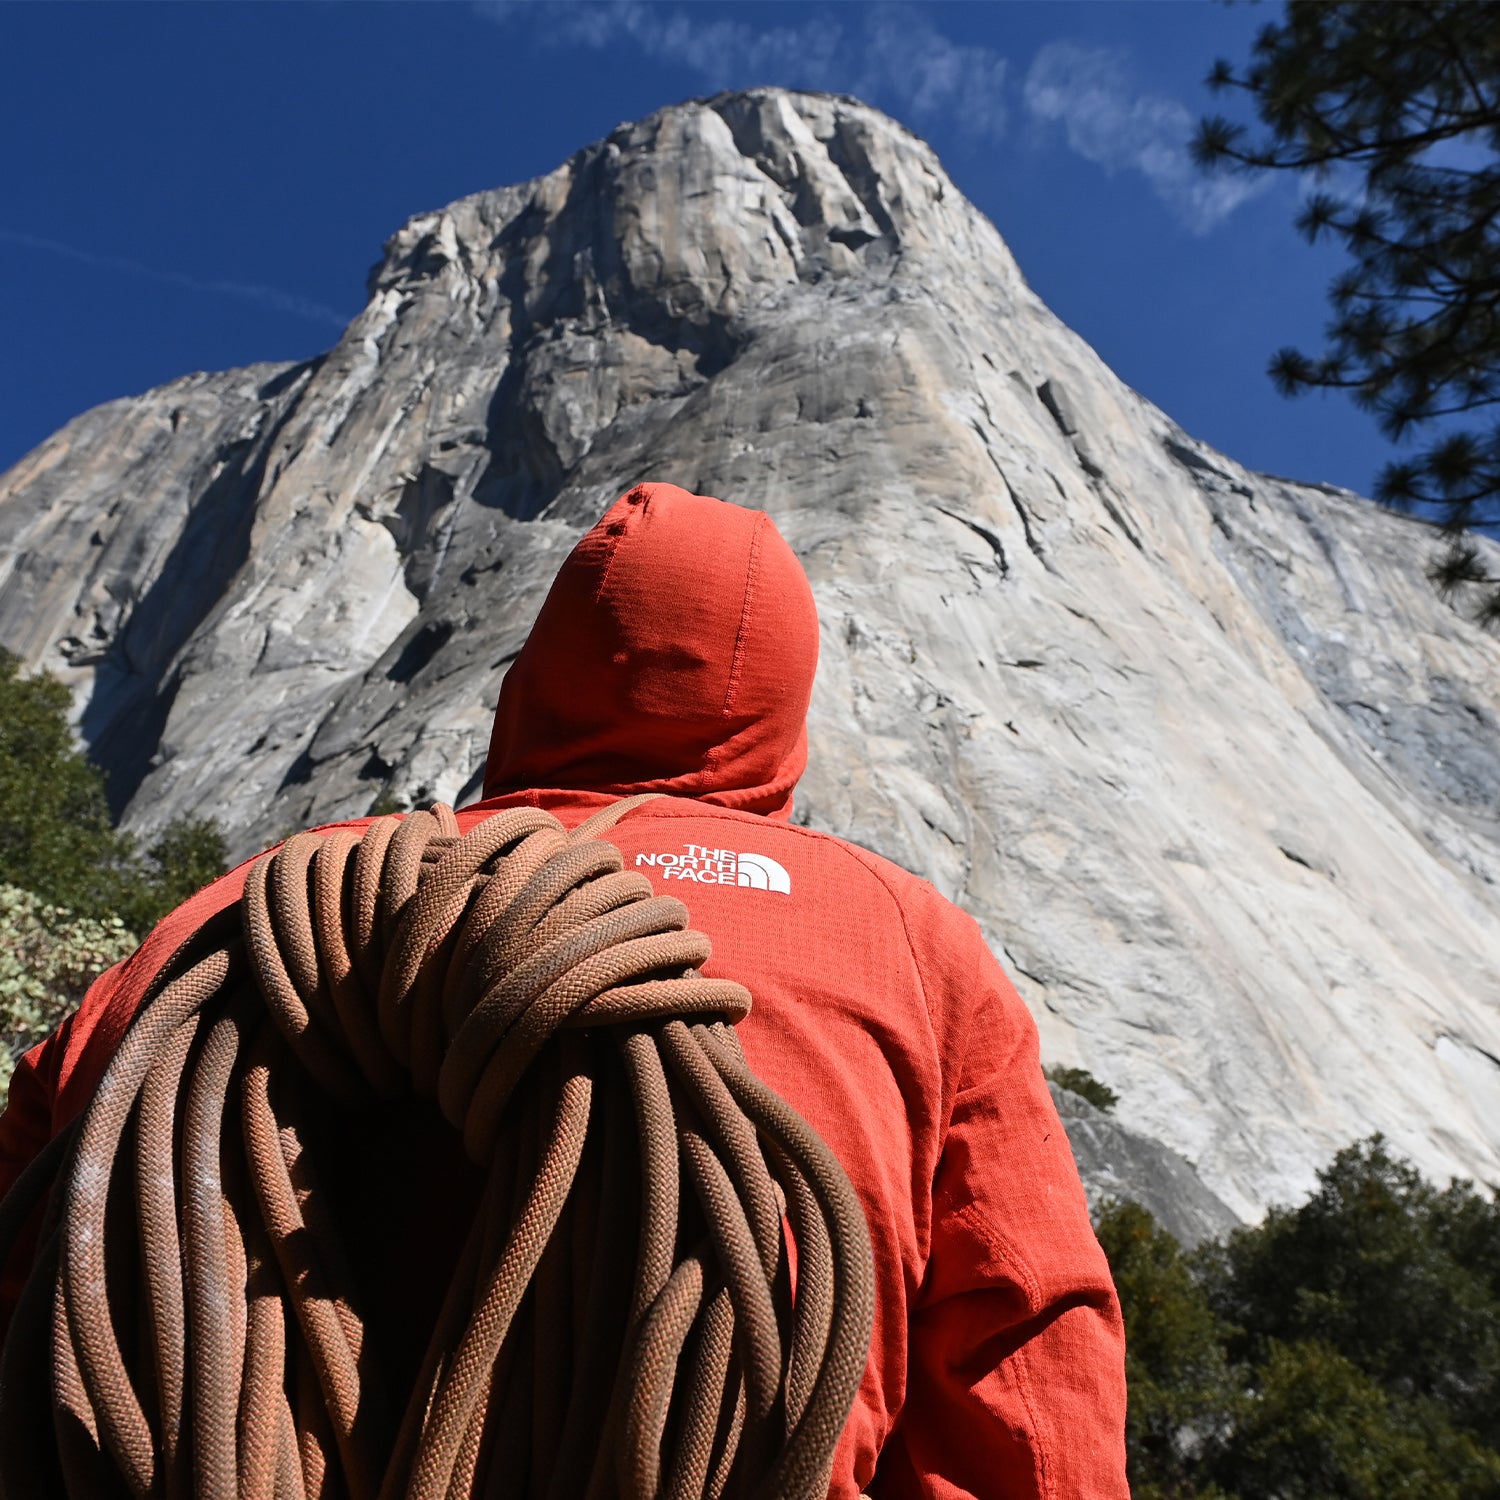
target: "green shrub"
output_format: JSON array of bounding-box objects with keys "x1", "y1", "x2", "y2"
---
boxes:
[
  {"x1": 1101, "y1": 1141, "x2": 1500, "y2": 1498},
  {"x1": 1047, "y1": 1064, "x2": 1119, "y2": 1112},
  {"x1": 1209, "y1": 1338, "x2": 1500, "y2": 1500},
  {"x1": 1202, "y1": 1138, "x2": 1500, "y2": 1452},
  {"x1": 111, "y1": 816, "x2": 229, "y2": 936},
  {"x1": 0, "y1": 651, "x2": 227, "y2": 934},
  {"x1": 0, "y1": 654, "x2": 229, "y2": 1095},
  {"x1": 0, "y1": 883, "x2": 137, "y2": 1096},
  {"x1": 1096, "y1": 1200, "x2": 1236, "y2": 1499},
  {"x1": 0, "y1": 651, "x2": 135, "y2": 917}
]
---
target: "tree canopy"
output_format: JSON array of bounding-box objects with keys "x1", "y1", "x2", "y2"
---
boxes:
[
  {"x1": 0, "y1": 650, "x2": 230, "y2": 1081},
  {"x1": 0, "y1": 651, "x2": 134, "y2": 917},
  {"x1": 1101, "y1": 1138, "x2": 1500, "y2": 1498},
  {"x1": 1194, "y1": 0, "x2": 1500, "y2": 625},
  {"x1": 0, "y1": 651, "x2": 226, "y2": 942}
]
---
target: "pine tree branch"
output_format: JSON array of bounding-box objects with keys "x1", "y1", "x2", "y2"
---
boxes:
[{"x1": 1422, "y1": 5, "x2": 1500, "y2": 120}]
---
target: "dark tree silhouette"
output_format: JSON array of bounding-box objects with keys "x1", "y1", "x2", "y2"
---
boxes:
[
  {"x1": 1194, "y1": 1, "x2": 1500, "y2": 625},
  {"x1": 1099, "y1": 1139, "x2": 1500, "y2": 1498},
  {"x1": 0, "y1": 650, "x2": 226, "y2": 930}
]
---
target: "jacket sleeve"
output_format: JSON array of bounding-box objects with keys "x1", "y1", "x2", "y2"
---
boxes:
[
  {"x1": 871, "y1": 918, "x2": 1129, "y2": 1500},
  {"x1": 0, "y1": 1003, "x2": 85, "y2": 1338}
]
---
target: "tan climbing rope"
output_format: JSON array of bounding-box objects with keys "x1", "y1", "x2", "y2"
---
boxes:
[{"x1": 0, "y1": 799, "x2": 875, "y2": 1499}]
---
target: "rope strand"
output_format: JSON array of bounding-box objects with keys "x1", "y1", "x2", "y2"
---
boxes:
[{"x1": 0, "y1": 801, "x2": 874, "y2": 1499}]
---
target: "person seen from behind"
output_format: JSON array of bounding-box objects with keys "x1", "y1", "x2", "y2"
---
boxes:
[{"x1": 0, "y1": 481, "x2": 1128, "y2": 1497}]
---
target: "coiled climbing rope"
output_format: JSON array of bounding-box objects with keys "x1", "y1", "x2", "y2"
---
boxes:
[{"x1": 0, "y1": 798, "x2": 875, "y2": 1499}]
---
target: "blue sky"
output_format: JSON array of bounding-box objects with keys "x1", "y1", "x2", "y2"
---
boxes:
[{"x1": 2, "y1": 1, "x2": 1394, "y2": 497}]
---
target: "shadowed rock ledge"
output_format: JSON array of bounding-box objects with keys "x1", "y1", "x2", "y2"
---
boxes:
[{"x1": 1051, "y1": 1084, "x2": 1242, "y2": 1248}]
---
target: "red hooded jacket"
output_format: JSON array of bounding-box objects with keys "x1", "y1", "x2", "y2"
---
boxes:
[{"x1": 0, "y1": 482, "x2": 1128, "y2": 1498}]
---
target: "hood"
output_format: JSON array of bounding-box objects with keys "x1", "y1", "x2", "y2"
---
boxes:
[{"x1": 483, "y1": 482, "x2": 819, "y2": 818}]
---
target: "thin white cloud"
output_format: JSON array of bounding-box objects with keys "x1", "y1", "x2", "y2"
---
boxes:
[
  {"x1": 859, "y1": 9, "x2": 1008, "y2": 141},
  {"x1": 475, "y1": 1, "x2": 1009, "y2": 142},
  {"x1": 475, "y1": 0, "x2": 843, "y2": 90},
  {"x1": 1023, "y1": 42, "x2": 1269, "y2": 234},
  {"x1": 0, "y1": 229, "x2": 351, "y2": 329},
  {"x1": 549, "y1": 1, "x2": 842, "y2": 87}
]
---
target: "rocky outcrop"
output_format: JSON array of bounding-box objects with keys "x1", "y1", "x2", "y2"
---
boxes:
[
  {"x1": 3, "y1": 89, "x2": 1499, "y2": 1219},
  {"x1": 1050, "y1": 1084, "x2": 1241, "y2": 1249}
]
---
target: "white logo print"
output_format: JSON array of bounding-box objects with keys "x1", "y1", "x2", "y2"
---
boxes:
[{"x1": 635, "y1": 844, "x2": 791, "y2": 894}]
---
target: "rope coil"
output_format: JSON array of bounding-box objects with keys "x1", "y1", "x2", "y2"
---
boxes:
[{"x1": 0, "y1": 800, "x2": 875, "y2": 1499}]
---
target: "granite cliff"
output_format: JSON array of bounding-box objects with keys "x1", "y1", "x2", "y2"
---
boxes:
[{"x1": 3, "y1": 90, "x2": 1498, "y2": 1220}]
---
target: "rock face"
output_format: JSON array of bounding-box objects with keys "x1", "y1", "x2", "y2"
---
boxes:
[
  {"x1": 3, "y1": 89, "x2": 1499, "y2": 1219},
  {"x1": 1050, "y1": 1084, "x2": 1240, "y2": 1249}
]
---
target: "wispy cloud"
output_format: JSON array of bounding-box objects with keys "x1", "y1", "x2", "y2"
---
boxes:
[
  {"x1": 0, "y1": 229, "x2": 351, "y2": 329},
  {"x1": 1022, "y1": 42, "x2": 1270, "y2": 234},
  {"x1": 860, "y1": 8, "x2": 1008, "y2": 141},
  {"x1": 476, "y1": 1, "x2": 1009, "y2": 142},
  {"x1": 544, "y1": 2, "x2": 843, "y2": 90}
]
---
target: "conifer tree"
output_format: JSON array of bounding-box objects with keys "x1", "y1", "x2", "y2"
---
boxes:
[
  {"x1": 1195, "y1": 1, "x2": 1500, "y2": 624},
  {"x1": 0, "y1": 650, "x2": 226, "y2": 930}
]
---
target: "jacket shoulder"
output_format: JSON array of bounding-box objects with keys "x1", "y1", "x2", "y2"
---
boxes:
[
  {"x1": 777, "y1": 824, "x2": 990, "y2": 950},
  {"x1": 700, "y1": 814, "x2": 996, "y2": 998}
]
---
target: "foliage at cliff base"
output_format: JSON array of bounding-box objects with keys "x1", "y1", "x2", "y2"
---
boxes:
[
  {"x1": 1104, "y1": 1138, "x2": 1500, "y2": 1499},
  {"x1": 0, "y1": 884, "x2": 136, "y2": 1095}
]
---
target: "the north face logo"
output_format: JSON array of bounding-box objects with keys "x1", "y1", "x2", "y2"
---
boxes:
[{"x1": 635, "y1": 843, "x2": 791, "y2": 893}]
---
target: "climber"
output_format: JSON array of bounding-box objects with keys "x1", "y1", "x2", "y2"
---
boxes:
[{"x1": 0, "y1": 481, "x2": 1127, "y2": 1498}]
